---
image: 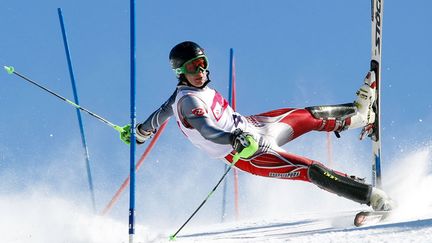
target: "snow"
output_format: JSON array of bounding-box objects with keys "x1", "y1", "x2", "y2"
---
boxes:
[
  {"x1": 1, "y1": 146, "x2": 432, "y2": 243},
  {"x1": 178, "y1": 211, "x2": 432, "y2": 243},
  {"x1": 2, "y1": 195, "x2": 431, "y2": 243}
]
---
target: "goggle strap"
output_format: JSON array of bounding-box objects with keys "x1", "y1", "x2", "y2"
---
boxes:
[{"x1": 174, "y1": 68, "x2": 183, "y2": 75}]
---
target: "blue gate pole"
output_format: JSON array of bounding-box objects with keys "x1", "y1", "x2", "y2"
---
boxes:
[
  {"x1": 57, "y1": 8, "x2": 97, "y2": 213},
  {"x1": 129, "y1": 0, "x2": 137, "y2": 241},
  {"x1": 221, "y1": 48, "x2": 235, "y2": 222}
]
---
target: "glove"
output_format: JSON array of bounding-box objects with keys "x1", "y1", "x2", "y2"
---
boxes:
[
  {"x1": 135, "y1": 125, "x2": 155, "y2": 144},
  {"x1": 231, "y1": 129, "x2": 259, "y2": 162},
  {"x1": 119, "y1": 124, "x2": 154, "y2": 145}
]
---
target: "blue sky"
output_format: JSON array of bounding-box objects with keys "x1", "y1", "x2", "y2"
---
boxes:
[{"x1": 1, "y1": 0, "x2": 432, "y2": 229}]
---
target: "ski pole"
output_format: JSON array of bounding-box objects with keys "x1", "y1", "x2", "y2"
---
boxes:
[
  {"x1": 4, "y1": 66, "x2": 124, "y2": 133},
  {"x1": 169, "y1": 136, "x2": 258, "y2": 241}
]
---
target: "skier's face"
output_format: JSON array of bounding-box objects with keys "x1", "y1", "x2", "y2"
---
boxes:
[{"x1": 185, "y1": 70, "x2": 207, "y2": 88}]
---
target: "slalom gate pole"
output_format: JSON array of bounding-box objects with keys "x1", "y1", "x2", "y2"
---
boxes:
[
  {"x1": 228, "y1": 48, "x2": 237, "y2": 112},
  {"x1": 229, "y1": 48, "x2": 240, "y2": 220},
  {"x1": 128, "y1": 0, "x2": 137, "y2": 241},
  {"x1": 101, "y1": 120, "x2": 169, "y2": 215},
  {"x1": 221, "y1": 50, "x2": 231, "y2": 222},
  {"x1": 3, "y1": 66, "x2": 124, "y2": 133},
  {"x1": 221, "y1": 48, "x2": 239, "y2": 222},
  {"x1": 221, "y1": 165, "x2": 228, "y2": 222},
  {"x1": 57, "y1": 7, "x2": 96, "y2": 213}
]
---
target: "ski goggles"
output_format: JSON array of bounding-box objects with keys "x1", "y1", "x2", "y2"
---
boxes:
[{"x1": 174, "y1": 55, "x2": 209, "y2": 75}]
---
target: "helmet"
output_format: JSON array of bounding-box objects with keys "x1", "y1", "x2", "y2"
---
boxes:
[{"x1": 169, "y1": 41, "x2": 205, "y2": 69}]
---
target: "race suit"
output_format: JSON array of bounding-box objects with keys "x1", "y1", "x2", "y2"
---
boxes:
[{"x1": 138, "y1": 85, "x2": 355, "y2": 182}]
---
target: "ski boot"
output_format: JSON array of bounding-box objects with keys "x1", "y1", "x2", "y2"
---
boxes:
[
  {"x1": 350, "y1": 71, "x2": 377, "y2": 139},
  {"x1": 369, "y1": 187, "x2": 396, "y2": 211},
  {"x1": 304, "y1": 71, "x2": 378, "y2": 138},
  {"x1": 354, "y1": 187, "x2": 396, "y2": 226}
]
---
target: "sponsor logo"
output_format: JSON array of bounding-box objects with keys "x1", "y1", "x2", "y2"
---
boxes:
[
  {"x1": 324, "y1": 171, "x2": 339, "y2": 181},
  {"x1": 374, "y1": 0, "x2": 382, "y2": 55},
  {"x1": 192, "y1": 107, "x2": 206, "y2": 116},
  {"x1": 269, "y1": 171, "x2": 300, "y2": 178}
]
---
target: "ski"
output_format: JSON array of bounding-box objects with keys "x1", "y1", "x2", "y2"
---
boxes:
[
  {"x1": 370, "y1": 0, "x2": 384, "y2": 188},
  {"x1": 354, "y1": 210, "x2": 391, "y2": 227}
]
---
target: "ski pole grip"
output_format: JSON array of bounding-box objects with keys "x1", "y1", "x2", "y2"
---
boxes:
[
  {"x1": 232, "y1": 135, "x2": 258, "y2": 163},
  {"x1": 4, "y1": 66, "x2": 15, "y2": 74}
]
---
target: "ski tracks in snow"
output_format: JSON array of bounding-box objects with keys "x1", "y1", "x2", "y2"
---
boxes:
[{"x1": 173, "y1": 210, "x2": 432, "y2": 243}]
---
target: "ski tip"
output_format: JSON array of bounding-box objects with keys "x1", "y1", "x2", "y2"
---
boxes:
[
  {"x1": 4, "y1": 66, "x2": 14, "y2": 74},
  {"x1": 169, "y1": 235, "x2": 177, "y2": 241}
]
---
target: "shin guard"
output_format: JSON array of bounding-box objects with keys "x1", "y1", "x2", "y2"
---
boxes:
[
  {"x1": 308, "y1": 163, "x2": 372, "y2": 204},
  {"x1": 305, "y1": 103, "x2": 356, "y2": 132}
]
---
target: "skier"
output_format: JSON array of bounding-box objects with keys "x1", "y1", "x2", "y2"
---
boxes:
[{"x1": 121, "y1": 41, "x2": 394, "y2": 212}]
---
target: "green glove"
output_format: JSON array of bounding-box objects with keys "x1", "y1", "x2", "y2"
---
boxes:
[
  {"x1": 120, "y1": 124, "x2": 132, "y2": 145},
  {"x1": 232, "y1": 135, "x2": 258, "y2": 163},
  {"x1": 119, "y1": 123, "x2": 154, "y2": 145}
]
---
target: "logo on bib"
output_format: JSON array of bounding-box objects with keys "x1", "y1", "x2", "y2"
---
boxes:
[{"x1": 192, "y1": 107, "x2": 206, "y2": 117}]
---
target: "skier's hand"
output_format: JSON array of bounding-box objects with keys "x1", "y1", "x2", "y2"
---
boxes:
[
  {"x1": 135, "y1": 124, "x2": 155, "y2": 144},
  {"x1": 119, "y1": 124, "x2": 154, "y2": 145},
  {"x1": 231, "y1": 129, "x2": 258, "y2": 162}
]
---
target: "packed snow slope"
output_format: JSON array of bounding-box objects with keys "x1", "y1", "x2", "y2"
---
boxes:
[
  {"x1": 178, "y1": 210, "x2": 432, "y2": 243},
  {"x1": 1, "y1": 145, "x2": 432, "y2": 243}
]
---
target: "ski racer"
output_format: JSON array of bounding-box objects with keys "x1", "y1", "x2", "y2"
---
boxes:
[{"x1": 121, "y1": 41, "x2": 394, "y2": 212}]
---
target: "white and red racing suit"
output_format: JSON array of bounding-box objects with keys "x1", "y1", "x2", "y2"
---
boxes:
[{"x1": 138, "y1": 85, "x2": 355, "y2": 183}]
